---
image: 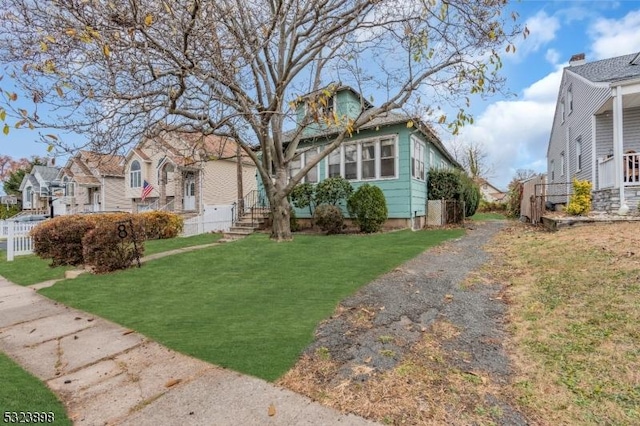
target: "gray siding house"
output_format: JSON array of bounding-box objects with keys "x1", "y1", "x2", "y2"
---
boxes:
[{"x1": 547, "y1": 52, "x2": 640, "y2": 213}]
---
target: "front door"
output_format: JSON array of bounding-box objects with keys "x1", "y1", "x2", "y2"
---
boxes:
[
  {"x1": 183, "y1": 176, "x2": 196, "y2": 211},
  {"x1": 93, "y1": 192, "x2": 101, "y2": 212}
]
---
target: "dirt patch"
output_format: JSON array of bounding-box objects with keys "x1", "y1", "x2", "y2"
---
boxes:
[{"x1": 279, "y1": 221, "x2": 529, "y2": 425}]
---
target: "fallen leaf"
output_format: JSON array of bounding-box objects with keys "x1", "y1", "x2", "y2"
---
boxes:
[
  {"x1": 165, "y1": 378, "x2": 181, "y2": 388},
  {"x1": 268, "y1": 404, "x2": 276, "y2": 417}
]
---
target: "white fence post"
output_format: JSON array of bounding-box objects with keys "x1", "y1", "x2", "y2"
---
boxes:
[{"x1": 7, "y1": 220, "x2": 14, "y2": 262}]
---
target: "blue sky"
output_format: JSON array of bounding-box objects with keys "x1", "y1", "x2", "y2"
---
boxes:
[{"x1": 2, "y1": 1, "x2": 640, "y2": 191}]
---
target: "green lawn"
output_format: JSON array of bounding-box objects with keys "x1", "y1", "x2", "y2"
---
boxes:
[
  {"x1": 0, "y1": 353, "x2": 71, "y2": 425},
  {"x1": 39, "y1": 229, "x2": 463, "y2": 381},
  {"x1": 0, "y1": 233, "x2": 222, "y2": 286},
  {"x1": 468, "y1": 212, "x2": 508, "y2": 221},
  {"x1": 143, "y1": 232, "x2": 222, "y2": 256},
  {"x1": 0, "y1": 252, "x2": 72, "y2": 286}
]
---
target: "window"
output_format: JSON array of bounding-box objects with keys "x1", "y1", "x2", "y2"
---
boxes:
[
  {"x1": 567, "y1": 85, "x2": 573, "y2": 115},
  {"x1": 576, "y1": 137, "x2": 582, "y2": 171},
  {"x1": 344, "y1": 144, "x2": 358, "y2": 180},
  {"x1": 328, "y1": 149, "x2": 341, "y2": 178},
  {"x1": 560, "y1": 152, "x2": 565, "y2": 176},
  {"x1": 550, "y1": 160, "x2": 555, "y2": 181},
  {"x1": 289, "y1": 154, "x2": 302, "y2": 180},
  {"x1": 63, "y1": 176, "x2": 75, "y2": 197},
  {"x1": 380, "y1": 138, "x2": 396, "y2": 178},
  {"x1": 411, "y1": 138, "x2": 426, "y2": 180},
  {"x1": 325, "y1": 136, "x2": 398, "y2": 181},
  {"x1": 429, "y1": 149, "x2": 435, "y2": 168},
  {"x1": 560, "y1": 99, "x2": 565, "y2": 123},
  {"x1": 305, "y1": 147, "x2": 320, "y2": 183},
  {"x1": 130, "y1": 160, "x2": 142, "y2": 188},
  {"x1": 361, "y1": 142, "x2": 376, "y2": 179}
]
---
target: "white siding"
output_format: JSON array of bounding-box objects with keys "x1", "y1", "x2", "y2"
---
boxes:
[
  {"x1": 202, "y1": 160, "x2": 257, "y2": 205},
  {"x1": 103, "y1": 177, "x2": 130, "y2": 211}
]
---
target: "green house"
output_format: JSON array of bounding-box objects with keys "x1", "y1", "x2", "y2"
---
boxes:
[{"x1": 266, "y1": 86, "x2": 460, "y2": 228}]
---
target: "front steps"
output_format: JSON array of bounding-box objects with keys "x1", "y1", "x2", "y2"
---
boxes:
[{"x1": 221, "y1": 208, "x2": 269, "y2": 241}]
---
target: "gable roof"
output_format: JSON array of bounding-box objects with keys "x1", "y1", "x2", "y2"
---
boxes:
[
  {"x1": 32, "y1": 165, "x2": 60, "y2": 183},
  {"x1": 127, "y1": 132, "x2": 250, "y2": 168},
  {"x1": 569, "y1": 52, "x2": 640, "y2": 83},
  {"x1": 78, "y1": 151, "x2": 125, "y2": 177}
]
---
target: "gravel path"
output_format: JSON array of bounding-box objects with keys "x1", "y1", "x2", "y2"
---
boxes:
[{"x1": 303, "y1": 220, "x2": 528, "y2": 425}]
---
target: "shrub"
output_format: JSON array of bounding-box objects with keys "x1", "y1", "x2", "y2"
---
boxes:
[
  {"x1": 289, "y1": 207, "x2": 300, "y2": 232},
  {"x1": 82, "y1": 214, "x2": 145, "y2": 274},
  {"x1": 315, "y1": 177, "x2": 353, "y2": 206},
  {"x1": 347, "y1": 184, "x2": 388, "y2": 233},
  {"x1": 313, "y1": 204, "x2": 344, "y2": 234},
  {"x1": 505, "y1": 179, "x2": 524, "y2": 218},
  {"x1": 290, "y1": 183, "x2": 316, "y2": 216},
  {"x1": 458, "y1": 173, "x2": 481, "y2": 217},
  {"x1": 31, "y1": 215, "x2": 95, "y2": 267},
  {"x1": 566, "y1": 179, "x2": 592, "y2": 215},
  {"x1": 138, "y1": 211, "x2": 184, "y2": 239},
  {"x1": 478, "y1": 200, "x2": 507, "y2": 213},
  {"x1": 427, "y1": 168, "x2": 480, "y2": 217}
]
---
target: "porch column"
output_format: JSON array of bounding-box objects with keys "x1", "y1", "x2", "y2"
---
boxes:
[{"x1": 612, "y1": 86, "x2": 625, "y2": 208}]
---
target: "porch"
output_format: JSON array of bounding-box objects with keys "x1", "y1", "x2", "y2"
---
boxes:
[{"x1": 597, "y1": 152, "x2": 640, "y2": 189}]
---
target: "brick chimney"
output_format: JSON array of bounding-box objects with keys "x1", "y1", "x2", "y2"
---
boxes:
[{"x1": 569, "y1": 53, "x2": 586, "y2": 66}]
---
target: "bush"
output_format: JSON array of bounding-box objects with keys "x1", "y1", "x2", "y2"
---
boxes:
[
  {"x1": 315, "y1": 177, "x2": 353, "y2": 206},
  {"x1": 478, "y1": 200, "x2": 507, "y2": 213},
  {"x1": 82, "y1": 214, "x2": 145, "y2": 274},
  {"x1": 31, "y1": 215, "x2": 95, "y2": 267},
  {"x1": 290, "y1": 183, "x2": 316, "y2": 216},
  {"x1": 313, "y1": 204, "x2": 344, "y2": 234},
  {"x1": 566, "y1": 179, "x2": 592, "y2": 215},
  {"x1": 505, "y1": 179, "x2": 524, "y2": 218},
  {"x1": 289, "y1": 207, "x2": 300, "y2": 232},
  {"x1": 347, "y1": 184, "x2": 388, "y2": 233},
  {"x1": 427, "y1": 168, "x2": 480, "y2": 217},
  {"x1": 138, "y1": 211, "x2": 184, "y2": 239}
]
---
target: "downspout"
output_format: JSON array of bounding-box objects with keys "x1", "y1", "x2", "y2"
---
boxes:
[
  {"x1": 199, "y1": 164, "x2": 204, "y2": 215},
  {"x1": 409, "y1": 136, "x2": 413, "y2": 230}
]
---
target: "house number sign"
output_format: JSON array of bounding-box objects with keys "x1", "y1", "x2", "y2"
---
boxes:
[{"x1": 117, "y1": 219, "x2": 142, "y2": 268}]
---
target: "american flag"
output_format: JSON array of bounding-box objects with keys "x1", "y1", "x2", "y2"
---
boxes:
[{"x1": 141, "y1": 180, "x2": 154, "y2": 201}]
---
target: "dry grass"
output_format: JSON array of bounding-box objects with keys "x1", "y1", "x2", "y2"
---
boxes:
[
  {"x1": 280, "y1": 221, "x2": 640, "y2": 425},
  {"x1": 488, "y1": 222, "x2": 640, "y2": 425},
  {"x1": 280, "y1": 320, "x2": 511, "y2": 425}
]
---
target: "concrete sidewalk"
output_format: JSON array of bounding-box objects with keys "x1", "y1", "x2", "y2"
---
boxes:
[{"x1": 0, "y1": 276, "x2": 376, "y2": 425}]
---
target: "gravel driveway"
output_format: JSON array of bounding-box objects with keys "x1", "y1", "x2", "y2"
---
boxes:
[{"x1": 295, "y1": 220, "x2": 529, "y2": 424}]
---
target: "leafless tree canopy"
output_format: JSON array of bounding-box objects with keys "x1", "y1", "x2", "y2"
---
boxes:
[
  {"x1": 449, "y1": 140, "x2": 493, "y2": 180},
  {"x1": 0, "y1": 0, "x2": 521, "y2": 239}
]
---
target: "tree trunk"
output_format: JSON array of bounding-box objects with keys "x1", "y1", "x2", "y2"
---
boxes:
[
  {"x1": 236, "y1": 143, "x2": 244, "y2": 212},
  {"x1": 269, "y1": 169, "x2": 292, "y2": 241}
]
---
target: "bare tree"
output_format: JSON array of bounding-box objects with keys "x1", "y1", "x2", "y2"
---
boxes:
[
  {"x1": 0, "y1": 0, "x2": 522, "y2": 240},
  {"x1": 448, "y1": 140, "x2": 493, "y2": 181},
  {"x1": 513, "y1": 169, "x2": 538, "y2": 181}
]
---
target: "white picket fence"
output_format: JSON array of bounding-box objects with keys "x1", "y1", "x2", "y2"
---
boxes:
[
  {"x1": 181, "y1": 205, "x2": 234, "y2": 237},
  {"x1": 3, "y1": 220, "x2": 44, "y2": 261}
]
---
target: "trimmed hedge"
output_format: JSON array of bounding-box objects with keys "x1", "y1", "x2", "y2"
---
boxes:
[
  {"x1": 314, "y1": 204, "x2": 344, "y2": 234},
  {"x1": 347, "y1": 184, "x2": 388, "y2": 233},
  {"x1": 30, "y1": 211, "x2": 182, "y2": 272},
  {"x1": 31, "y1": 215, "x2": 94, "y2": 267},
  {"x1": 138, "y1": 211, "x2": 184, "y2": 239},
  {"x1": 82, "y1": 214, "x2": 145, "y2": 274}
]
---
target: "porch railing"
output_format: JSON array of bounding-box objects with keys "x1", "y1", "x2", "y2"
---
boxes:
[
  {"x1": 232, "y1": 189, "x2": 270, "y2": 227},
  {"x1": 598, "y1": 153, "x2": 640, "y2": 189},
  {"x1": 624, "y1": 152, "x2": 640, "y2": 185},
  {"x1": 598, "y1": 156, "x2": 615, "y2": 189}
]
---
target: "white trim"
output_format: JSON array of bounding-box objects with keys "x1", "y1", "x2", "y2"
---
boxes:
[
  {"x1": 323, "y1": 135, "x2": 399, "y2": 182},
  {"x1": 410, "y1": 136, "x2": 426, "y2": 181},
  {"x1": 591, "y1": 115, "x2": 597, "y2": 185}
]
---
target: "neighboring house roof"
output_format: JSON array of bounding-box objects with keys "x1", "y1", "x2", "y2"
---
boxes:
[
  {"x1": 300, "y1": 85, "x2": 375, "y2": 110},
  {"x1": 20, "y1": 166, "x2": 60, "y2": 191},
  {"x1": 568, "y1": 52, "x2": 640, "y2": 83},
  {"x1": 59, "y1": 151, "x2": 125, "y2": 187},
  {"x1": 127, "y1": 132, "x2": 250, "y2": 168}
]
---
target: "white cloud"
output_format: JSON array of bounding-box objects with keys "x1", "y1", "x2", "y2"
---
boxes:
[
  {"x1": 514, "y1": 11, "x2": 560, "y2": 59},
  {"x1": 545, "y1": 48, "x2": 560, "y2": 65},
  {"x1": 449, "y1": 68, "x2": 563, "y2": 189},
  {"x1": 589, "y1": 10, "x2": 640, "y2": 59}
]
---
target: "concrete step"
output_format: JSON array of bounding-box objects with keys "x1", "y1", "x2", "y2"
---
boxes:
[{"x1": 227, "y1": 226, "x2": 255, "y2": 234}]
